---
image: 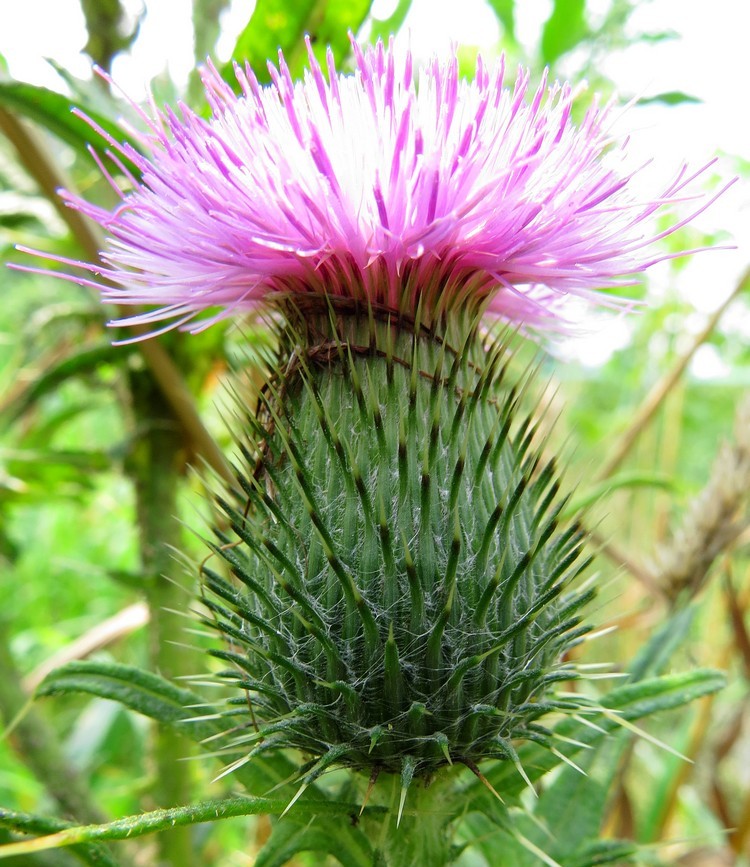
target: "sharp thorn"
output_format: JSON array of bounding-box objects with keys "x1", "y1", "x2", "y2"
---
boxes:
[
  {"x1": 550, "y1": 747, "x2": 587, "y2": 776},
  {"x1": 210, "y1": 754, "x2": 250, "y2": 784},
  {"x1": 281, "y1": 780, "x2": 309, "y2": 818},
  {"x1": 462, "y1": 758, "x2": 504, "y2": 803},
  {"x1": 396, "y1": 785, "x2": 409, "y2": 828},
  {"x1": 360, "y1": 766, "x2": 381, "y2": 816},
  {"x1": 598, "y1": 708, "x2": 692, "y2": 761}
]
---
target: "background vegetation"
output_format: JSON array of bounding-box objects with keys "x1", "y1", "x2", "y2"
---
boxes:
[{"x1": 0, "y1": 0, "x2": 748, "y2": 864}]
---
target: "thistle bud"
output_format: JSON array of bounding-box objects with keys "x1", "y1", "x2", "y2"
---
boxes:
[{"x1": 204, "y1": 298, "x2": 592, "y2": 790}]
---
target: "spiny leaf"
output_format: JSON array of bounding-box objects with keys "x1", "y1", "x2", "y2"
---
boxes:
[
  {"x1": 36, "y1": 661, "x2": 209, "y2": 731},
  {"x1": 467, "y1": 669, "x2": 726, "y2": 811},
  {"x1": 34, "y1": 661, "x2": 304, "y2": 795}
]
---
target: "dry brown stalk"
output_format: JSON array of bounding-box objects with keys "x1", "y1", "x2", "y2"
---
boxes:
[
  {"x1": 596, "y1": 267, "x2": 750, "y2": 482},
  {"x1": 650, "y1": 396, "x2": 750, "y2": 600},
  {"x1": 22, "y1": 602, "x2": 149, "y2": 693},
  {"x1": 587, "y1": 528, "x2": 665, "y2": 595}
]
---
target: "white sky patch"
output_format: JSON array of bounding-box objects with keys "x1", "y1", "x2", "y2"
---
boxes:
[
  {"x1": 689, "y1": 343, "x2": 732, "y2": 381},
  {"x1": 397, "y1": 0, "x2": 500, "y2": 56},
  {"x1": 1, "y1": 0, "x2": 90, "y2": 87},
  {"x1": 110, "y1": 0, "x2": 195, "y2": 99},
  {"x1": 557, "y1": 314, "x2": 634, "y2": 369}
]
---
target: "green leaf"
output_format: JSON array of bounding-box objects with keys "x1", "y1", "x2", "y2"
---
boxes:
[
  {"x1": 227, "y1": 0, "x2": 314, "y2": 77},
  {"x1": 486, "y1": 0, "x2": 516, "y2": 43},
  {"x1": 0, "y1": 215, "x2": 39, "y2": 231},
  {"x1": 0, "y1": 81, "x2": 141, "y2": 179},
  {"x1": 0, "y1": 447, "x2": 114, "y2": 499},
  {"x1": 536, "y1": 739, "x2": 624, "y2": 859},
  {"x1": 638, "y1": 91, "x2": 702, "y2": 106},
  {"x1": 565, "y1": 839, "x2": 641, "y2": 866},
  {"x1": 504, "y1": 605, "x2": 703, "y2": 863},
  {"x1": 463, "y1": 670, "x2": 724, "y2": 863},
  {"x1": 3, "y1": 447, "x2": 112, "y2": 471},
  {"x1": 562, "y1": 471, "x2": 676, "y2": 517},
  {"x1": 22, "y1": 404, "x2": 109, "y2": 451},
  {"x1": 255, "y1": 815, "x2": 373, "y2": 867},
  {"x1": 626, "y1": 604, "x2": 696, "y2": 682},
  {"x1": 466, "y1": 738, "x2": 631, "y2": 866},
  {"x1": 636, "y1": 714, "x2": 694, "y2": 843},
  {"x1": 1, "y1": 343, "x2": 122, "y2": 427},
  {"x1": 540, "y1": 0, "x2": 588, "y2": 65},
  {"x1": 368, "y1": 0, "x2": 414, "y2": 45},
  {"x1": 225, "y1": 0, "x2": 373, "y2": 85}
]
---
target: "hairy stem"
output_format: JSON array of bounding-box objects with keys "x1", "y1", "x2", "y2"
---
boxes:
[
  {"x1": 0, "y1": 795, "x2": 366, "y2": 860},
  {"x1": 360, "y1": 769, "x2": 460, "y2": 867},
  {"x1": 127, "y1": 365, "x2": 194, "y2": 867}
]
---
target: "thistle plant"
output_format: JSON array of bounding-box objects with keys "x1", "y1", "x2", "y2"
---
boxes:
[{"x1": 15, "y1": 36, "x2": 728, "y2": 867}]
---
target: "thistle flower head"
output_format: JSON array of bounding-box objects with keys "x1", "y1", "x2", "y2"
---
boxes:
[
  {"x1": 44, "y1": 37, "x2": 718, "y2": 335},
  {"x1": 26, "y1": 38, "x2": 729, "y2": 825}
]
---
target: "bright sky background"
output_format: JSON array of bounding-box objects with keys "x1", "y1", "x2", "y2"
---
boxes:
[{"x1": 1, "y1": 0, "x2": 748, "y2": 368}]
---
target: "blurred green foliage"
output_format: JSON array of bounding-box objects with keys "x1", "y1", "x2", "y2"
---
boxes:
[{"x1": 0, "y1": 0, "x2": 747, "y2": 865}]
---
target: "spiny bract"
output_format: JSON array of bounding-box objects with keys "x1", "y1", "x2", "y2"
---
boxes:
[{"x1": 201, "y1": 300, "x2": 593, "y2": 790}]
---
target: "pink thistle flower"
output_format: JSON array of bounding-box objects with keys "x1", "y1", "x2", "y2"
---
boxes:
[{"x1": 23, "y1": 37, "x2": 728, "y2": 337}]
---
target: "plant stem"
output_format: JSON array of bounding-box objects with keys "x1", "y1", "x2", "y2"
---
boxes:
[
  {"x1": 0, "y1": 828, "x2": 81, "y2": 867},
  {"x1": 0, "y1": 620, "x2": 107, "y2": 827},
  {"x1": 127, "y1": 365, "x2": 195, "y2": 867},
  {"x1": 596, "y1": 267, "x2": 749, "y2": 481},
  {"x1": 360, "y1": 769, "x2": 461, "y2": 867},
  {"x1": 0, "y1": 796, "x2": 372, "y2": 859}
]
